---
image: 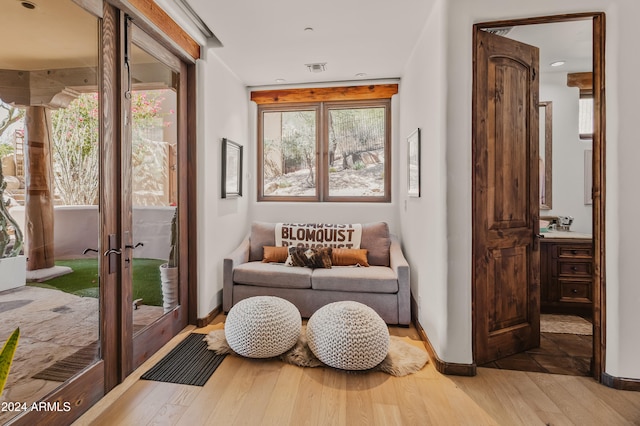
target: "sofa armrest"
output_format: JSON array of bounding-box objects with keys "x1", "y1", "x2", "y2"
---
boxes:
[
  {"x1": 390, "y1": 235, "x2": 411, "y2": 325},
  {"x1": 223, "y1": 237, "x2": 251, "y2": 312}
]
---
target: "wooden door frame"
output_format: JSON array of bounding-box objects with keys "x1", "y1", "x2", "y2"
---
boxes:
[{"x1": 472, "y1": 12, "x2": 606, "y2": 382}]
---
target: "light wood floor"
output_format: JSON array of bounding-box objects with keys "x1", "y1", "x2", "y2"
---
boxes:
[{"x1": 75, "y1": 316, "x2": 640, "y2": 426}]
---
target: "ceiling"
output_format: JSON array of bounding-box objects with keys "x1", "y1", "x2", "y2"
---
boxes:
[
  {"x1": 186, "y1": 0, "x2": 437, "y2": 87},
  {"x1": 505, "y1": 20, "x2": 592, "y2": 75},
  {"x1": 0, "y1": 0, "x2": 98, "y2": 70},
  {"x1": 186, "y1": 1, "x2": 593, "y2": 87},
  {"x1": 0, "y1": 1, "x2": 593, "y2": 85}
]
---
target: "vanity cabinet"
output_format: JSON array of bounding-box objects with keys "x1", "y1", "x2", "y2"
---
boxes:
[{"x1": 540, "y1": 238, "x2": 593, "y2": 315}]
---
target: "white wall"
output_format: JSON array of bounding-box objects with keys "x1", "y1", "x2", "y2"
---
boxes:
[
  {"x1": 540, "y1": 73, "x2": 593, "y2": 234},
  {"x1": 446, "y1": 0, "x2": 639, "y2": 379},
  {"x1": 196, "y1": 47, "x2": 250, "y2": 318},
  {"x1": 397, "y1": 0, "x2": 453, "y2": 360}
]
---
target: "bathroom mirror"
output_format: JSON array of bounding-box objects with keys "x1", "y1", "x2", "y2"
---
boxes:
[{"x1": 539, "y1": 101, "x2": 552, "y2": 210}]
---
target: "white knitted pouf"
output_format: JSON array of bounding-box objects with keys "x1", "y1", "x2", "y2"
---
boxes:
[
  {"x1": 306, "y1": 301, "x2": 389, "y2": 370},
  {"x1": 225, "y1": 296, "x2": 301, "y2": 358}
]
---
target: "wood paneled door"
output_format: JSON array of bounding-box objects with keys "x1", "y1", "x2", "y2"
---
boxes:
[{"x1": 472, "y1": 29, "x2": 541, "y2": 365}]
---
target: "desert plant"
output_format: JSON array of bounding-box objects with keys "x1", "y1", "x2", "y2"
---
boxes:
[
  {"x1": 168, "y1": 208, "x2": 177, "y2": 268},
  {"x1": 0, "y1": 166, "x2": 23, "y2": 258},
  {"x1": 0, "y1": 328, "x2": 19, "y2": 395},
  {"x1": 353, "y1": 161, "x2": 366, "y2": 171},
  {"x1": 0, "y1": 142, "x2": 13, "y2": 158}
]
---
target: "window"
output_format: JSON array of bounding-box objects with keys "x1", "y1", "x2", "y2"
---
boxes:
[
  {"x1": 579, "y1": 94, "x2": 594, "y2": 139},
  {"x1": 567, "y1": 72, "x2": 593, "y2": 140},
  {"x1": 255, "y1": 86, "x2": 394, "y2": 202}
]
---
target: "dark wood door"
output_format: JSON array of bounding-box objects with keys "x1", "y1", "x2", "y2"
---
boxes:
[{"x1": 473, "y1": 29, "x2": 540, "y2": 364}]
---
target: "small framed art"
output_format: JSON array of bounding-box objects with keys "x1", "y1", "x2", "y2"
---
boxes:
[
  {"x1": 222, "y1": 138, "x2": 243, "y2": 198},
  {"x1": 407, "y1": 128, "x2": 421, "y2": 197}
]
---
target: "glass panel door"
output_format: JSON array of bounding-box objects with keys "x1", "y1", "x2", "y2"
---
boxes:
[
  {"x1": 124, "y1": 23, "x2": 186, "y2": 370},
  {"x1": 129, "y1": 44, "x2": 178, "y2": 333},
  {"x1": 0, "y1": 1, "x2": 102, "y2": 423}
]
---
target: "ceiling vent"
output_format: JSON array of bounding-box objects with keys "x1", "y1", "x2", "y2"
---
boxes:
[
  {"x1": 306, "y1": 63, "x2": 327, "y2": 73},
  {"x1": 484, "y1": 26, "x2": 514, "y2": 37}
]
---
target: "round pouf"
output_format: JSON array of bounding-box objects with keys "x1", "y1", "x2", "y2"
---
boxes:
[
  {"x1": 306, "y1": 301, "x2": 389, "y2": 370},
  {"x1": 225, "y1": 296, "x2": 301, "y2": 358}
]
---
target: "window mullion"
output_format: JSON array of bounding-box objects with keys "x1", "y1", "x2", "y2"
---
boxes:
[{"x1": 319, "y1": 103, "x2": 327, "y2": 201}]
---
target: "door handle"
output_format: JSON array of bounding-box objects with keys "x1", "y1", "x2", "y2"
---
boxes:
[
  {"x1": 105, "y1": 234, "x2": 121, "y2": 274},
  {"x1": 104, "y1": 248, "x2": 122, "y2": 256},
  {"x1": 125, "y1": 242, "x2": 144, "y2": 249},
  {"x1": 533, "y1": 215, "x2": 540, "y2": 250}
]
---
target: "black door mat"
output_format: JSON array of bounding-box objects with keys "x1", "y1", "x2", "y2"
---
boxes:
[{"x1": 141, "y1": 333, "x2": 226, "y2": 386}]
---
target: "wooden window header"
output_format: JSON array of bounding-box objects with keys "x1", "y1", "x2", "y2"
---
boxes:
[
  {"x1": 251, "y1": 84, "x2": 399, "y2": 105},
  {"x1": 120, "y1": 0, "x2": 201, "y2": 60}
]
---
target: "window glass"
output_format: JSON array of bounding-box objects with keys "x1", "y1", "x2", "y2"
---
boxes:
[
  {"x1": 258, "y1": 99, "x2": 390, "y2": 202},
  {"x1": 261, "y1": 110, "x2": 317, "y2": 198},
  {"x1": 579, "y1": 96, "x2": 594, "y2": 139},
  {"x1": 0, "y1": 2, "x2": 99, "y2": 423},
  {"x1": 327, "y1": 107, "x2": 386, "y2": 197}
]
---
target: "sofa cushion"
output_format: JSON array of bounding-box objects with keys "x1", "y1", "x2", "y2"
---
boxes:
[
  {"x1": 360, "y1": 222, "x2": 391, "y2": 266},
  {"x1": 262, "y1": 246, "x2": 288, "y2": 263},
  {"x1": 234, "y1": 262, "x2": 312, "y2": 289},
  {"x1": 311, "y1": 266, "x2": 398, "y2": 293},
  {"x1": 249, "y1": 222, "x2": 277, "y2": 262},
  {"x1": 331, "y1": 248, "x2": 369, "y2": 267},
  {"x1": 286, "y1": 246, "x2": 333, "y2": 269}
]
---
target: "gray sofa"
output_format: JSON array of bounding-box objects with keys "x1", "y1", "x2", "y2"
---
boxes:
[{"x1": 223, "y1": 222, "x2": 410, "y2": 325}]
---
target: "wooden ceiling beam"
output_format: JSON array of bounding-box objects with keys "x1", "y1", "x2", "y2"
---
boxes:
[
  {"x1": 251, "y1": 84, "x2": 399, "y2": 105},
  {"x1": 0, "y1": 70, "x2": 30, "y2": 106},
  {"x1": 0, "y1": 67, "x2": 98, "y2": 108},
  {"x1": 112, "y1": 0, "x2": 201, "y2": 60},
  {"x1": 567, "y1": 72, "x2": 593, "y2": 92}
]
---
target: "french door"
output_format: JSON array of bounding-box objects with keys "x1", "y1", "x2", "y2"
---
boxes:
[
  {"x1": 120, "y1": 18, "x2": 189, "y2": 374},
  {"x1": 6, "y1": 3, "x2": 194, "y2": 423}
]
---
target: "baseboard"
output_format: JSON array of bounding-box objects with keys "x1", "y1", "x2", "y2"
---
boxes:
[
  {"x1": 602, "y1": 372, "x2": 640, "y2": 391},
  {"x1": 411, "y1": 294, "x2": 476, "y2": 376},
  {"x1": 197, "y1": 305, "x2": 222, "y2": 327}
]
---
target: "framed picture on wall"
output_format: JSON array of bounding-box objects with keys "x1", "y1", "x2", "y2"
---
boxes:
[
  {"x1": 407, "y1": 128, "x2": 421, "y2": 197},
  {"x1": 222, "y1": 138, "x2": 243, "y2": 198}
]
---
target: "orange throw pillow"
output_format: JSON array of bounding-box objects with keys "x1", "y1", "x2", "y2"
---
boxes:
[
  {"x1": 262, "y1": 246, "x2": 289, "y2": 263},
  {"x1": 331, "y1": 248, "x2": 369, "y2": 267}
]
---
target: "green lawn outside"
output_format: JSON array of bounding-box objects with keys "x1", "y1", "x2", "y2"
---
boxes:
[{"x1": 28, "y1": 258, "x2": 165, "y2": 306}]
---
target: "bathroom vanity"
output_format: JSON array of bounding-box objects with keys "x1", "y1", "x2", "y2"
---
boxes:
[{"x1": 540, "y1": 231, "x2": 593, "y2": 315}]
